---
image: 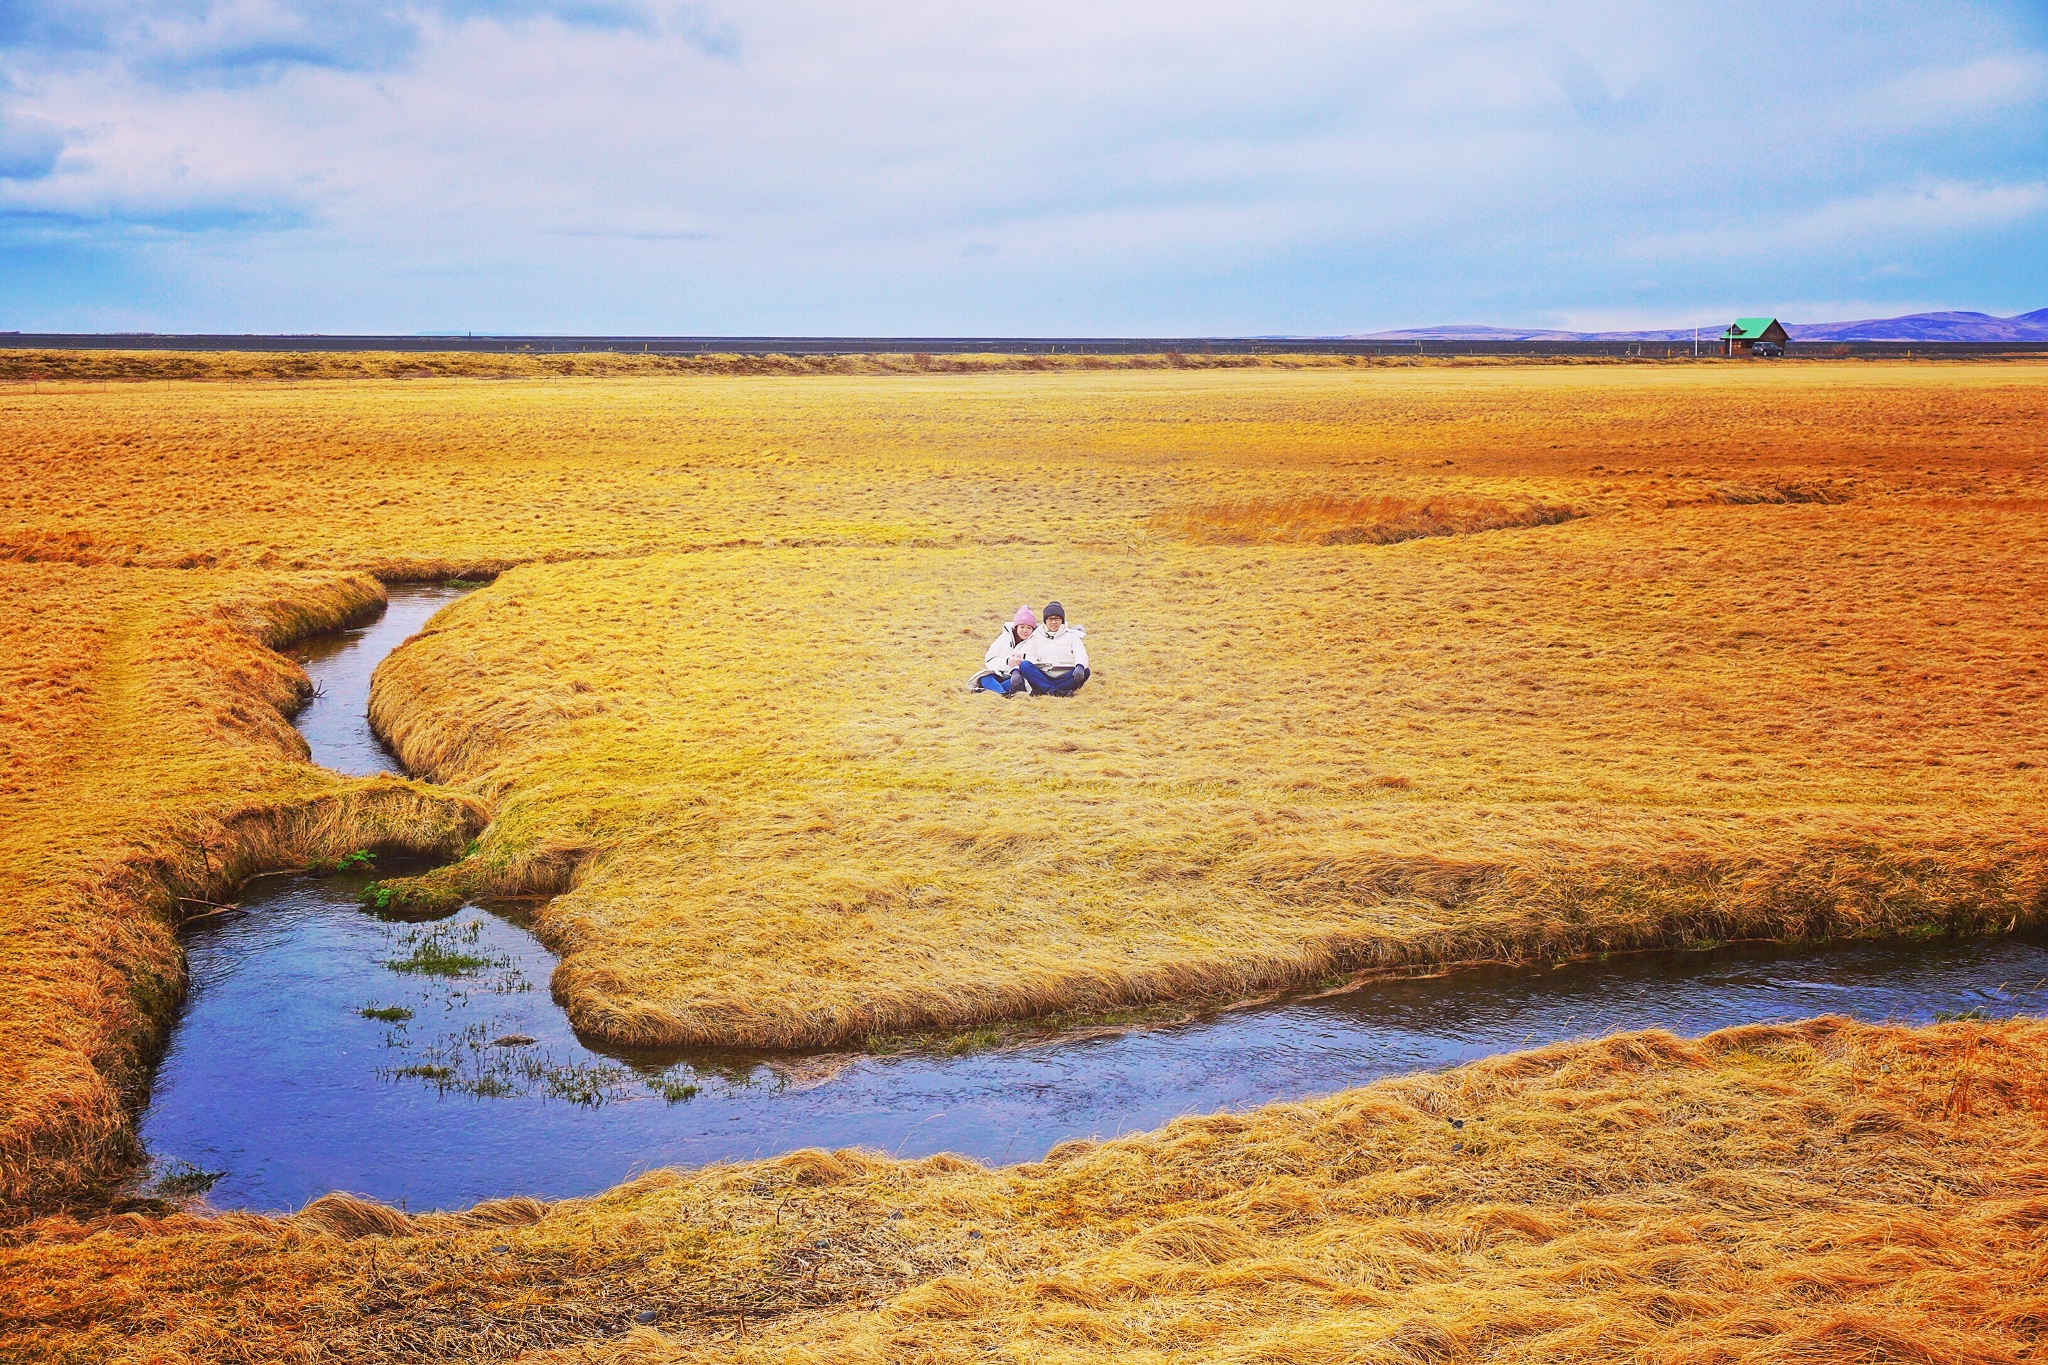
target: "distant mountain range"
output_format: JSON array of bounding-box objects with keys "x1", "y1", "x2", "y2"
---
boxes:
[{"x1": 1355, "y1": 308, "x2": 2048, "y2": 343}]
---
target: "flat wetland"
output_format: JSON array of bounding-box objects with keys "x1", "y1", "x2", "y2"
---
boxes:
[
  {"x1": 4, "y1": 355, "x2": 2047, "y2": 1362},
  {"x1": 144, "y1": 584, "x2": 2048, "y2": 1216}
]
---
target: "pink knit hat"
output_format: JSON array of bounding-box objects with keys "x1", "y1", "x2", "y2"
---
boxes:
[{"x1": 1013, "y1": 605, "x2": 1038, "y2": 629}]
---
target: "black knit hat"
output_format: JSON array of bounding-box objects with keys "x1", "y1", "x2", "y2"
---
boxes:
[{"x1": 1042, "y1": 601, "x2": 1065, "y2": 622}]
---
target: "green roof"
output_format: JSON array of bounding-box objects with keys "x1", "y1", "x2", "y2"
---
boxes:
[{"x1": 1724, "y1": 317, "x2": 1781, "y2": 339}]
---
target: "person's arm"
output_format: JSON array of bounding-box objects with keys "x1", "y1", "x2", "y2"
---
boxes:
[
  {"x1": 1071, "y1": 633, "x2": 1089, "y2": 669},
  {"x1": 985, "y1": 632, "x2": 1014, "y2": 672}
]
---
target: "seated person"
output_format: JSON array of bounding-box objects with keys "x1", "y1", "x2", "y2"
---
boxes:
[
  {"x1": 1016, "y1": 600, "x2": 1090, "y2": 696},
  {"x1": 973, "y1": 607, "x2": 1037, "y2": 694}
]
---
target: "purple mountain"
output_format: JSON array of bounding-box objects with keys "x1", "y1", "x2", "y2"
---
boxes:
[
  {"x1": 1354, "y1": 308, "x2": 2048, "y2": 343},
  {"x1": 1791, "y1": 311, "x2": 2048, "y2": 342}
]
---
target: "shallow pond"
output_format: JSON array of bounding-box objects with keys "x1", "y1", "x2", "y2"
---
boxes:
[{"x1": 137, "y1": 586, "x2": 2048, "y2": 1212}]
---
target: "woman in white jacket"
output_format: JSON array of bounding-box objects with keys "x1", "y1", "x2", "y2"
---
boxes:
[
  {"x1": 1015, "y1": 601, "x2": 1090, "y2": 696},
  {"x1": 973, "y1": 606, "x2": 1038, "y2": 694}
]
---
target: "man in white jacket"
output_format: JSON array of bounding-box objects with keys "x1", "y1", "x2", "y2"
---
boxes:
[
  {"x1": 1016, "y1": 601, "x2": 1090, "y2": 696},
  {"x1": 974, "y1": 606, "x2": 1037, "y2": 695}
]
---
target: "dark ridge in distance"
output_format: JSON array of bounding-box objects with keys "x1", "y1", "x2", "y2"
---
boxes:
[{"x1": 3, "y1": 333, "x2": 2047, "y2": 359}]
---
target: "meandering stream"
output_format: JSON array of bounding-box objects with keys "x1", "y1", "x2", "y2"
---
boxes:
[{"x1": 137, "y1": 585, "x2": 2048, "y2": 1212}]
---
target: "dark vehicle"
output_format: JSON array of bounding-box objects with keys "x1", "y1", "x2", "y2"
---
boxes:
[{"x1": 1752, "y1": 341, "x2": 1784, "y2": 358}]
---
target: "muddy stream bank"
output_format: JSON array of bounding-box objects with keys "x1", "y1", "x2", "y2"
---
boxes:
[{"x1": 138, "y1": 586, "x2": 2048, "y2": 1212}]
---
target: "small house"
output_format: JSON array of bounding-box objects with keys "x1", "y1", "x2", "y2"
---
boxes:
[{"x1": 1723, "y1": 317, "x2": 1789, "y2": 356}]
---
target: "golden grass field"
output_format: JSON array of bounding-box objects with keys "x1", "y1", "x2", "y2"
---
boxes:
[
  {"x1": 2, "y1": 355, "x2": 2046, "y2": 1361},
  {"x1": 368, "y1": 506, "x2": 2048, "y2": 1051}
]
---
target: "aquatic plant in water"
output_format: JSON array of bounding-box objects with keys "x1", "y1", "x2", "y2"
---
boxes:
[
  {"x1": 383, "y1": 920, "x2": 505, "y2": 977},
  {"x1": 376, "y1": 1018, "x2": 650, "y2": 1105},
  {"x1": 150, "y1": 1159, "x2": 226, "y2": 1197},
  {"x1": 650, "y1": 1072, "x2": 702, "y2": 1104}
]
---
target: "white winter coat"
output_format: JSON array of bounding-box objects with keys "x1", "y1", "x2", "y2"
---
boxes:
[
  {"x1": 983, "y1": 626, "x2": 1031, "y2": 674},
  {"x1": 1021, "y1": 623, "x2": 1088, "y2": 672}
]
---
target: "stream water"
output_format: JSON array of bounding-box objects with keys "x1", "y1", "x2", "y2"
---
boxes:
[{"x1": 138, "y1": 586, "x2": 2048, "y2": 1213}]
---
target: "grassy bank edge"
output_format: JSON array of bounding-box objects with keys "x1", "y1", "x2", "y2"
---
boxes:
[{"x1": 554, "y1": 840, "x2": 2048, "y2": 1049}]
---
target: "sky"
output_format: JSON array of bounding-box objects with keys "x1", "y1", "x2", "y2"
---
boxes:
[{"x1": 0, "y1": 2, "x2": 2044, "y2": 335}]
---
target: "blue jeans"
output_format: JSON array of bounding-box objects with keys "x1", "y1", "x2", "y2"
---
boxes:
[
  {"x1": 1017, "y1": 661, "x2": 1090, "y2": 696},
  {"x1": 976, "y1": 671, "x2": 1017, "y2": 695}
]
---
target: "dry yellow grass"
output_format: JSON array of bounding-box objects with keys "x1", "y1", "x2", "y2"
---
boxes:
[
  {"x1": 0, "y1": 346, "x2": 1393, "y2": 385},
  {"x1": 5, "y1": 359, "x2": 2041, "y2": 575},
  {"x1": 18, "y1": 345, "x2": 1933, "y2": 388},
  {"x1": 360, "y1": 496, "x2": 2048, "y2": 1047},
  {"x1": 1, "y1": 361, "x2": 2045, "y2": 1363},
  {"x1": 6, "y1": 1017, "x2": 2045, "y2": 1363}
]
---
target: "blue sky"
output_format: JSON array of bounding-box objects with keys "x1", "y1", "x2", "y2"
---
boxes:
[{"x1": 1, "y1": 2, "x2": 2044, "y2": 334}]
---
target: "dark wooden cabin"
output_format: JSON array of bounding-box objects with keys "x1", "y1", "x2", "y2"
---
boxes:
[{"x1": 1723, "y1": 317, "x2": 1789, "y2": 356}]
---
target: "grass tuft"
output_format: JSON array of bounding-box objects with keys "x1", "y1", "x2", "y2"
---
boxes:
[
  {"x1": 653, "y1": 1076, "x2": 702, "y2": 1104},
  {"x1": 148, "y1": 1160, "x2": 226, "y2": 1199},
  {"x1": 382, "y1": 921, "x2": 502, "y2": 978}
]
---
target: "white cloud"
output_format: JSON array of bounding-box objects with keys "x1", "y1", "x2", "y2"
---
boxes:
[
  {"x1": 1837, "y1": 52, "x2": 2048, "y2": 132},
  {"x1": 1626, "y1": 180, "x2": 2048, "y2": 263},
  {"x1": 0, "y1": 2, "x2": 2044, "y2": 331}
]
